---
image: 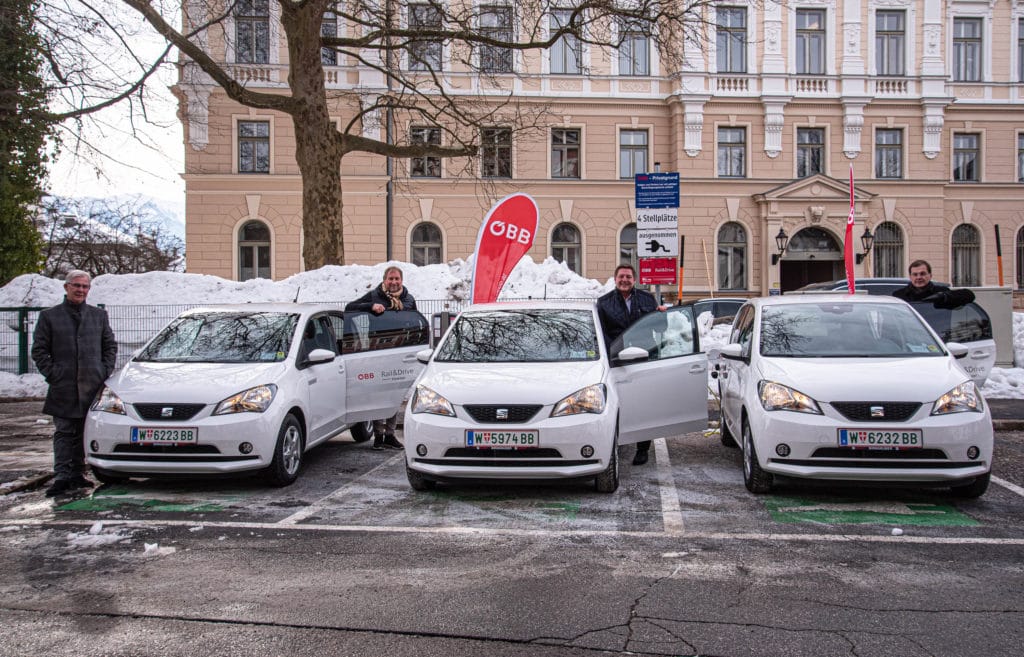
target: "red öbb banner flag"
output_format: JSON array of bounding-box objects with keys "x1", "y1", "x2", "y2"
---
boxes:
[
  {"x1": 471, "y1": 193, "x2": 539, "y2": 304},
  {"x1": 844, "y1": 165, "x2": 856, "y2": 294}
]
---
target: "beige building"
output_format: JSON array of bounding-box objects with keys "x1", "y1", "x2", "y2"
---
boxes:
[{"x1": 176, "y1": 0, "x2": 1024, "y2": 301}]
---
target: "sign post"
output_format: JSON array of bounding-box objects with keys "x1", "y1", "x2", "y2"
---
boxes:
[{"x1": 635, "y1": 172, "x2": 680, "y2": 301}]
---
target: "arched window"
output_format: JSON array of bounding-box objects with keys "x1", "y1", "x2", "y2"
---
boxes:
[
  {"x1": 238, "y1": 220, "x2": 271, "y2": 281},
  {"x1": 717, "y1": 222, "x2": 747, "y2": 290},
  {"x1": 951, "y1": 224, "x2": 981, "y2": 286},
  {"x1": 551, "y1": 223, "x2": 581, "y2": 274},
  {"x1": 619, "y1": 223, "x2": 637, "y2": 270},
  {"x1": 1016, "y1": 227, "x2": 1024, "y2": 289},
  {"x1": 872, "y1": 221, "x2": 904, "y2": 277},
  {"x1": 410, "y1": 222, "x2": 442, "y2": 266}
]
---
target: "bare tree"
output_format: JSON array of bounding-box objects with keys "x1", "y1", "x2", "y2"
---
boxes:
[{"x1": 38, "y1": 0, "x2": 718, "y2": 268}]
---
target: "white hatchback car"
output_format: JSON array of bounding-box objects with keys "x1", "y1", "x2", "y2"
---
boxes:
[
  {"x1": 85, "y1": 304, "x2": 428, "y2": 486},
  {"x1": 715, "y1": 295, "x2": 994, "y2": 497},
  {"x1": 403, "y1": 301, "x2": 709, "y2": 493}
]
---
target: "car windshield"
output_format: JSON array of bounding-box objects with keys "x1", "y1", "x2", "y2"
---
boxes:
[
  {"x1": 759, "y1": 302, "x2": 944, "y2": 358},
  {"x1": 434, "y1": 309, "x2": 600, "y2": 363},
  {"x1": 136, "y1": 312, "x2": 299, "y2": 363}
]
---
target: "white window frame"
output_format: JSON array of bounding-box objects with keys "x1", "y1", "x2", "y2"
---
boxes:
[
  {"x1": 406, "y1": 2, "x2": 444, "y2": 72},
  {"x1": 617, "y1": 126, "x2": 651, "y2": 179},
  {"x1": 947, "y1": 1, "x2": 993, "y2": 83},
  {"x1": 790, "y1": 4, "x2": 834, "y2": 76},
  {"x1": 795, "y1": 126, "x2": 827, "y2": 178},
  {"x1": 868, "y1": 0, "x2": 917, "y2": 77},
  {"x1": 233, "y1": 115, "x2": 275, "y2": 174},
  {"x1": 715, "y1": 123, "x2": 749, "y2": 179},
  {"x1": 547, "y1": 8, "x2": 584, "y2": 75},
  {"x1": 224, "y1": 0, "x2": 282, "y2": 66},
  {"x1": 873, "y1": 126, "x2": 906, "y2": 180}
]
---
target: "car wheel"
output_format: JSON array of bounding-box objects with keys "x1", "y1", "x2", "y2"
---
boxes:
[
  {"x1": 742, "y1": 418, "x2": 773, "y2": 494},
  {"x1": 595, "y1": 437, "x2": 619, "y2": 493},
  {"x1": 266, "y1": 413, "x2": 304, "y2": 487},
  {"x1": 720, "y1": 414, "x2": 738, "y2": 448},
  {"x1": 406, "y1": 459, "x2": 436, "y2": 491},
  {"x1": 91, "y1": 466, "x2": 129, "y2": 485},
  {"x1": 350, "y1": 420, "x2": 374, "y2": 443},
  {"x1": 949, "y1": 471, "x2": 990, "y2": 499}
]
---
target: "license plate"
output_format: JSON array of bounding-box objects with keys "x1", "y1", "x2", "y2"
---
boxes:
[
  {"x1": 837, "y1": 429, "x2": 923, "y2": 449},
  {"x1": 131, "y1": 427, "x2": 198, "y2": 444},
  {"x1": 466, "y1": 430, "x2": 539, "y2": 448}
]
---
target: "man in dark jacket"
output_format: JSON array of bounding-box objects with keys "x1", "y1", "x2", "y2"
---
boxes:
[
  {"x1": 596, "y1": 264, "x2": 666, "y2": 466},
  {"x1": 893, "y1": 260, "x2": 976, "y2": 308},
  {"x1": 32, "y1": 271, "x2": 117, "y2": 497},
  {"x1": 345, "y1": 266, "x2": 416, "y2": 450}
]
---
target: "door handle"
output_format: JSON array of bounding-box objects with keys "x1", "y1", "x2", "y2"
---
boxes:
[{"x1": 689, "y1": 364, "x2": 706, "y2": 374}]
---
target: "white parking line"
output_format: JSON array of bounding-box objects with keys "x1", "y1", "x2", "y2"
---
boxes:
[
  {"x1": 653, "y1": 438, "x2": 683, "y2": 535},
  {"x1": 277, "y1": 452, "x2": 403, "y2": 526},
  {"x1": 993, "y1": 475, "x2": 1024, "y2": 498}
]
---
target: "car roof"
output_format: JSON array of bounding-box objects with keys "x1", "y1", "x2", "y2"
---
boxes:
[
  {"x1": 461, "y1": 300, "x2": 597, "y2": 313},
  {"x1": 751, "y1": 293, "x2": 909, "y2": 307},
  {"x1": 683, "y1": 297, "x2": 747, "y2": 304},
  {"x1": 179, "y1": 303, "x2": 339, "y2": 316}
]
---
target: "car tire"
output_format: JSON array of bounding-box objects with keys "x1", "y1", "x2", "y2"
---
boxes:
[
  {"x1": 742, "y1": 418, "x2": 773, "y2": 494},
  {"x1": 595, "y1": 438, "x2": 619, "y2": 494},
  {"x1": 91, "y1": 466, "x2": 129, "y2": 485},
  {"x1": 406, "y1": 459, "x2": 436, "y2": 491},
  {"x1": 265, "y1": 413, "x2": 304, "y2": 487},
  {"x1": 720, "y1": 414, "x2": 738, "y2": 448},
  {"x1": 949, "y1": 471, "x2": 990, "y2": 499},
  {"x1": 349, "y1": 420, "x2": 374, "y2": 443}
]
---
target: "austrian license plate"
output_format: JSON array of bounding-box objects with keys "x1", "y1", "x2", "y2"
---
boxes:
[
  {"x1": 466, "y1": 430, "x2": 539, "y2": 448},
  {"x1": 131, "y1": 427, "x2": 198, "y2": 444},
  {"x1": 837, "y1": 428, "x2": 923, "y2": 449}
]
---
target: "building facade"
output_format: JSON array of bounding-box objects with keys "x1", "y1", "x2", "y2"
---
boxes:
[{"x1": 176, "y1": 0, "x2": 1024, "y2": 299}]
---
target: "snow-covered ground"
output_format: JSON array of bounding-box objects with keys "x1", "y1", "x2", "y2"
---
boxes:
[{"x1": 3, "y1": 257, "x2": 1023, "y2": 399}]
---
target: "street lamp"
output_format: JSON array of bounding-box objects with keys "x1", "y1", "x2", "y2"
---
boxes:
[
  {"x1": 855, "y1": 227, "x2": 875, "y2": 264},
  {"x1": 771, "y1": 228, "x2": 789, "y2": 265}
]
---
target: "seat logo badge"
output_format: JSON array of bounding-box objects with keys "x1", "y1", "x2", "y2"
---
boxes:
[
  {"x1": 870, "y1": 406, "x2": 884, "y2": 418},
  {"x1": 496, "y1": 408, "x2": 509, "y2": 420},
  {"x1": 161, "y1": 407, "x2": 174, "y2": 418}
]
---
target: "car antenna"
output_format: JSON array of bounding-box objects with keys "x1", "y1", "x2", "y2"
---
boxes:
[{"x1": 293, "y1": 287, "x2": 301, "y2": 303}]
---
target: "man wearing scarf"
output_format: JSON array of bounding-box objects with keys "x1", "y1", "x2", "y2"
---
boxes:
[{"x1": 345, "y1": 266, "x2": 417, "y2": 450}]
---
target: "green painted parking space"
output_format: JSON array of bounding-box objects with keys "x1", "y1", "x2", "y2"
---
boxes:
[
  {"x1": 56, "y1": 486, "x2": 245, "y2": 513},
  {"x1": 764, "y1": 496, "x2": 980, "y2": 527}
]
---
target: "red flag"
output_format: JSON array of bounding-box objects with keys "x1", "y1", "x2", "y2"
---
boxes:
[
  {"x1": 471, "y1": 193, "x2": 539, "y2": 304},
  {"x1": 844, "y1": 165, "x2": 856, "y2": 294}
]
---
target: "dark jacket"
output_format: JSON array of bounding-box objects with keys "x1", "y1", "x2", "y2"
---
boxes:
[
  {"x1": 596, "y1": 287, "x2": 659, "y2": 347},
  {"x1": 32, "y1": 299, "x2": 118, "y2": 418},
  {"x1": 345, "y1": 286, "x2": 417, "y2": 313},
  {"x1": 893, "y1": 281, "x2": 975, "y2": 309}
]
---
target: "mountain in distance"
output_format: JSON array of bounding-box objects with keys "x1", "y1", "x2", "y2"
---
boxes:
[{"x1": 47, "y1": 193, "x2": 186, "y2": 241}]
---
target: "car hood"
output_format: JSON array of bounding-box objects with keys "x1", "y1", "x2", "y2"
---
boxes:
[
  {"x1": 108, "y1": 360, "x2": 290, "y2": 403},
  {"x1": 756, "y1": 355, "x2": 972, "y2": 402},
  {"x1": 417, "y1": 360, "x2": 607, "y2": 405}
]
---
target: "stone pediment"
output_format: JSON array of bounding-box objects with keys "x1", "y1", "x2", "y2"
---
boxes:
[{"x1": 752, "y1": 174, "x2": 876, "y2": 204}]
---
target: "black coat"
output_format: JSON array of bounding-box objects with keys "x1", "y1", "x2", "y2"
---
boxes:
[
  {"x1": 345, "y1": 286, "x2": 418, "y2": 313},
  {"x1": 596, "y1": 287, "x2": 659, "y2": 347},
  {"x1": 893, "y1": 281, "x2": 975, "y2": 309},
  {"x1": 32, "y1": 299, "x2": 118, "y2": 418}
]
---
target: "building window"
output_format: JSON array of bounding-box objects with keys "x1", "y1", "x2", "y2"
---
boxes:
[
  {"x1": 796, "y1": 9, "x2": 826, "y2": 75},
  {"x1": 238, "y1": 121, "x2": 270, "y2": 173},
  {"x1": 321, "y1": 14, "x2": 337, "y2": 66},
  {"x1": 797, "y1": 128, "x2": 824, "y2": 178},
  {"x1": 717, "y1": 127, "x2": 746, "y2": 178},
  {"x1": 875, "y1": 10, "x2": 905, "y2": 76},
  {"x1": 619, "y1": 130, "x2": 648, "y2": 179},
  {"x1": 875, "y1": 129, "x2": 903, "y2": 179},
  {"x1": 481, "y1": 127, "x2": 512, "y2": 178},
  {"x1": 953, "y1": 133, "x2": 980, "y2": 182},
  {"x1": 410, "y1": 126, "x2": 441, "y2": 178},
  {"x1": 619, "y1": 223, "x2": 637, "y2": 269},
  {"x1": 551, "y1": 223, "x2": 582, "y2": 274},
  {"x1": 410, "y1": 222, "x2": 442, "y2": 266},
  {"x1": 1017, "y1": 227, "x2": 1024, "y2": 289},
  {"x1": 716, "y1": 7, "x2": 747, "y2": 73},
  {"x1": 550, "y1": 9, "x2": 582, "y2": 74},
  {"x1": 408, "y1": 4, "x2": 442, "y2": 71},
  {"x1": 717, "y1": 222, "x2": 746, "y2": 290},
  {"x1": 618, "y1": 20, "x2": 649, "y2": 76},
  {"x1": 479, "y1": 6, "x2": 513, "y2": 73},
  {"x1": 238, "y1": 220, "x2": 271, "y2": 281},
  {"x1": 235, "y1": 0, "x2": 270, "y2": 64},
  {"x1": 951, "y1": 224, "x2": 981, "y2": 286},
  {"x1": 1018, "y1": 133, "x2": 1024, "y2": 182},
  {"x1": 551, "y1": 128, "x2": 580, "y2": 178},
  {"x1": 1019, "y1": 18, "x2": 1024, "y2": 83},
  {"x1": 872, "y1": 221, "x2": 904, "y2": 277},
  {"x1": 953, "y1": 17, "x2": 982, "y2": 82}
]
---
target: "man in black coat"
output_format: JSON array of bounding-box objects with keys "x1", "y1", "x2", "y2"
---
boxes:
[
  {"x1": 893, "y1": 260, "x2": 976, "y2": 309},
  {"x1": 596, "y1": 264, "x2": 667, "y2": 466},
  {"x1": 345, "y1": 265, "x2": 416, "y2": 450},
  {"x1": 32, "y1": 271, "x2": 118, "y2": 497}
]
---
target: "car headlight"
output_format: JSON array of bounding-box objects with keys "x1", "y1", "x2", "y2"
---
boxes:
[
  {"x1": 411, "y1": 385, "x2": 455, "y2": 417},
  {"x1": 758, "y1": 380, "x2": 822, "y2": 414},
  {"x1": 213, "y1": 384, "x2": 278, "y2": 415},
  {"x1": 92, "y1": 386, "x2": 126, "y2": 415},
  {"x1": 551, "y1": 384, "x2": 606, "y2": 417},
  {"x1": 931, "y1": 381, "x2": 982, "y2": 415}
]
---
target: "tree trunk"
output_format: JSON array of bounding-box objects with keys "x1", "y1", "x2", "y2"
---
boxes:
[{"x1": 281, "y1": 1, "x2": 345, "y2": 269}]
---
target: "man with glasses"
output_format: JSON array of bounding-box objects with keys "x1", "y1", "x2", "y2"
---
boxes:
[
  {"x1": 893, "y1": 260, "x2": 975, "y2": 309},
  {"x1": 32, "y1": 271, "x2": 117, "y2": 497}
]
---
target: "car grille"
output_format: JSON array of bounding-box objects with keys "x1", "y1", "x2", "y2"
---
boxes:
[
  {"x1": 830, "y1": 401, "x2": 922, "y2": 422},
  {"x1": 463, "y1": 405, "x2": 542, "y2": 423},
  {"x1": 113, "y1": 443, "x2": 220, "y2": 454},
  {"x1": 810, "y1": 448, "x2": 948, "y2": 460},
  {"x1": 134, "y1": 403, "x2": 206, "y2": 421},
  {"x1": 443, "y1": 448, "x2": 562, "y2": 458}
]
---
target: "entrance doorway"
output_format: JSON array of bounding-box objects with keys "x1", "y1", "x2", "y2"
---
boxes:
[{"x1": 778, "y1": 227, "x2": 843, "y2": 292}]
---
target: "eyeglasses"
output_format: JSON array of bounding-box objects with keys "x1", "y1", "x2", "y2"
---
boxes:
[{"x1": 67, "y1": 283, "x2": 91, "y2": 289}]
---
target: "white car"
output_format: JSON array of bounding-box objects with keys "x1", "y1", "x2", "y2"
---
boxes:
[
  {"x1": 403, "y1": 301, "x2": 709, "y2": 493},
  {"x1": 85, "y1": 304, "x2": 427, "y2": 486},
  {"x1": 715, "y1": 295, "x2": 994, "y2": 497}
]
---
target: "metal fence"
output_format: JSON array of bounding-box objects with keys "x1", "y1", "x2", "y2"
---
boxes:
[{"x1": 1, "y1": 297, "x2": 595, "y2": 375}]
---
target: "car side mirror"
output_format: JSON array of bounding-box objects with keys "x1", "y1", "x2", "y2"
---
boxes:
[
  {"x1": 306, "y1": 348, "x2": 335, "y2": 364},
  {"x1": 616, "y1": 346, "x2": 649, "y2": 362},
  {"x1": 416, "y1": 348, "x2": 433, "y2": 364},
  {"x1": 718, "y1": 343, "x2": 745, "y2": 361},
  {"x1": 945, "y1": 342, "x2": 969, "y2": 359}
]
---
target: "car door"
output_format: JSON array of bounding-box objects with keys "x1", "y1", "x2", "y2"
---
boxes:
[
  {"x1": 340, "y1": 310, "x2": 429, "y2": 423},
  {"x1": 718, "y1": 304, "x2": 755, "y2": 439},
  {"x1": 910, "y1": 301, "x2": 995, "y2": 386},
  {"x1": 609, "y1": 305, "x2": 708, "y2": 444},
  {"x1": 297, "y1": 313, "x2": 347, "y2": 444}
]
